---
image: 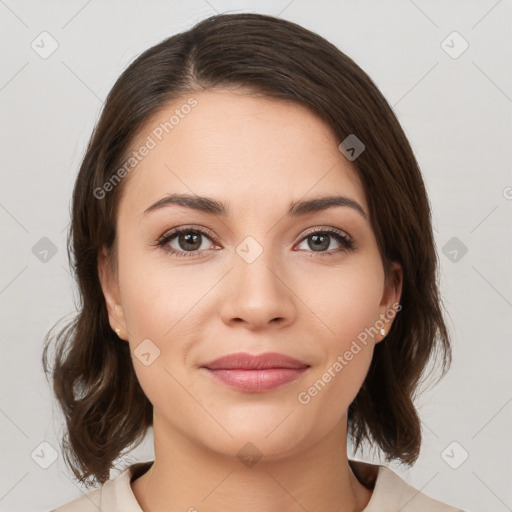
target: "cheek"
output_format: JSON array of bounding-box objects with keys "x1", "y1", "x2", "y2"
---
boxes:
[
  {"x1": 296, "y1": 300, "x2": 377, "y2": 427},
  {"x1": 119, "y1": 267, "x2": 196, "y2": 416},
  {"x1": 300, "y1": 256, "x2": 385, "y2": 344},
  {"x1": 294, "y1": 258, "x2": 383, "y2": 411},
  {"x1": 117, "y1": 247, "x2": 213, "y2": 403},
  {"x1": 118, "y1": 245, "x2": 206, "y2": 340},
  {"x1": 296, "y1": 344, "x2": 373, "y2": 437}
]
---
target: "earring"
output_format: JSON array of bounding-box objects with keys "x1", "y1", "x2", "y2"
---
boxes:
[
  {"x1": 114, "y1": 327, "x2": 122, "y2": 339},
  {"x1": 380, "y1": 328, "x2": 386, "y2": 336}
]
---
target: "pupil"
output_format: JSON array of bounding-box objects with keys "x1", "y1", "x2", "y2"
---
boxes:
[
  {"x1": 309, "y1": 234, "x2": 329, "y2": 251},
  {"x1": 180, "y1": 232, "x2": 201, "y2": 250}
]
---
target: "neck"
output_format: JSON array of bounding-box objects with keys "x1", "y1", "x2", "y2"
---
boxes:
[{"x1": 131, "y1": 415, "x2": 373, "y2": 512}]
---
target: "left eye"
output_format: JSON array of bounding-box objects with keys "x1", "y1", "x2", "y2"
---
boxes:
[
  {"x1": 156, "y1": 227, "x2": 354, "y2": 258},
  {"x1": 296, "y1": 230, "x2": 354, "y2": 254},
  {"x1": 158, "y1": 228, "x2": 215, "y2": 257}
]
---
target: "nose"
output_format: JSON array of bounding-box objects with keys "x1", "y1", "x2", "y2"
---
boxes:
[{"x1": 219, "y1": 250, "x2": 297, "y2": 331}]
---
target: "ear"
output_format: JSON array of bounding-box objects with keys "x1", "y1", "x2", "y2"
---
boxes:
[
  {"x1": 97, "y1": 246, "x2": 128, "y2": 340},
  {"x1": 376, "y1": 261, "x2": 403, "y2": 343}
]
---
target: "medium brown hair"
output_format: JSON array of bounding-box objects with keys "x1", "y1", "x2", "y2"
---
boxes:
[{"x1": 42, "y1": 12, "x2": 452, "y2": 487}]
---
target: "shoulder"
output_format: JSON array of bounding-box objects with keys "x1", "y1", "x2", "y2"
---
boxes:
[
  {"x1": 350, "y1": 459, "x2": 466, "y2": 512},
  {"x1": 51, "y1": 488, "x2": 101, "y2": 512},
  {"x1": 51, "y1": 461, "x2": 152, "y2": 512}
]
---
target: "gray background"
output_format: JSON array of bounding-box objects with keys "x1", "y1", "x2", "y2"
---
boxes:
[{"x1": 1, "y1": 1, "x2": 511, "y2": 511}]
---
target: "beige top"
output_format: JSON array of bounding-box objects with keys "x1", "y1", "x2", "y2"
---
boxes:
[{"x1": 51, "y1": 459, "x2": 465, "y2": 511}]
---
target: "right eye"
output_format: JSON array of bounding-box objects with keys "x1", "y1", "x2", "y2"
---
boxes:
[{"x1": 156, "y1": 227, "x2": 219, "y2": 258}]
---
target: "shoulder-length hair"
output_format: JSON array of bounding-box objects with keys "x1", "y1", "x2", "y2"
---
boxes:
[{"x1": 42, "y1": 12, "x2": 452, "y2": 487}]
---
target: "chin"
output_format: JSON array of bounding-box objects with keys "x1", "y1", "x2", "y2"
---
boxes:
[
  {"x1": 194, "y1": 413, "x2": 318, "y2": 463},
  {"x1": 206, "y1": 435, "x2": 307, "y2": 466}
]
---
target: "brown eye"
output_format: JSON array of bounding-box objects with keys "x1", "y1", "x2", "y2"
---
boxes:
[
  {"x1": 175, "y1": 231, "x2": 204, "y2": 251},
  {"x1": 296, "y1": 229, "x2": 354, "y2": 255},
  {"x1": 156, "y1": 227, "x2": 217, "y2": 258}
]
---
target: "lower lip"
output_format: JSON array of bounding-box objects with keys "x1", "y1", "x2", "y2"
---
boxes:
[{"x1": 202, "y1": 367, "x2": 309, "y2": 392}]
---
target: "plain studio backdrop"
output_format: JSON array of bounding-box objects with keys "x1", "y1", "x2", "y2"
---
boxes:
[{"x1": 0, "y1": 1, "x2": 511, "y2": 511}]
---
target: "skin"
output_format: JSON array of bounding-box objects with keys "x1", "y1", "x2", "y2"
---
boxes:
[{"x1": 98, "y1": 89, "x2": 402, "y2": 512}]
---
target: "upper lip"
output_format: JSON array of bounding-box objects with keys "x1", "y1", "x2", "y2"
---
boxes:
[{"x1": 201, "y1": 352, "x2": 310, "y2": 370}]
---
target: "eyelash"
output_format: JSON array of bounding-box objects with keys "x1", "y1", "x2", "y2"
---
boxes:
[{"x1": 154, "y1": 225, "x2": 355, "y2": 259}]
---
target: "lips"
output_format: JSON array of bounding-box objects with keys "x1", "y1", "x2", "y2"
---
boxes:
[
  {"x1": 201, "y1": 352, "x2": 310, "y2": 370},
  {"x1": 200, "y1": 352, "x2": 310, "y2": 392}
]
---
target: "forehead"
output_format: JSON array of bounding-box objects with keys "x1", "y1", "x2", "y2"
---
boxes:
[{"x1": 119, "y1": 89, "x2": 367, "y2": 218}]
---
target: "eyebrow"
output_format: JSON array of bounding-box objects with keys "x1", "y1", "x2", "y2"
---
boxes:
[{"x1": 143, "y1": 193, "x2": 368, "y2": 221}]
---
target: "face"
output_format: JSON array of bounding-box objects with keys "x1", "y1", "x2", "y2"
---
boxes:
[{"x1": 98, "y1": 89, "x2": 402, "y2": 461}]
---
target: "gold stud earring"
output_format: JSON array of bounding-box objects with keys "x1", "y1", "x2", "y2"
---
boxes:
[{"x1": 114, "y1": 328, "x2": 122, "y2": 338}]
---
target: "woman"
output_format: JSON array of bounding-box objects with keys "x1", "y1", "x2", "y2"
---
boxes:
[{"x1": 44, "y1": 12, "x2": 466, "y2": 512}]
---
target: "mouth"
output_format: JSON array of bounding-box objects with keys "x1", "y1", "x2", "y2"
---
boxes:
[{"x1": 200, "y1": 352, "x2": 311, "y2": 392}]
